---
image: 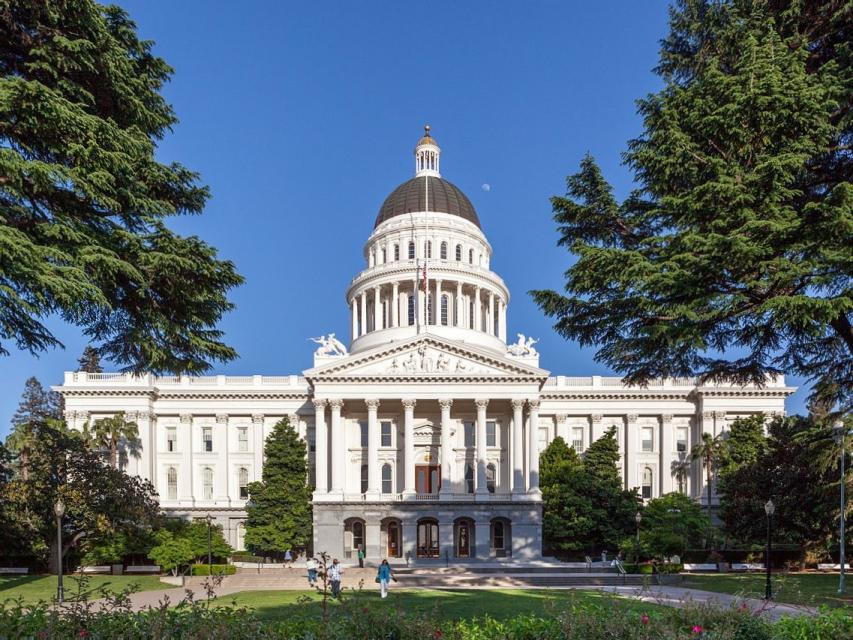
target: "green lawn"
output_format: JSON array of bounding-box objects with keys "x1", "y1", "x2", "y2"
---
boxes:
[
  {"x1": 216, "y1": 588, "x2": 666, "y2": 622},
  {"x1": 681, "y1": 573, "x2": 853, "y2": 609},
  {"x1": 0, "y1": 574, "x2": 165, "y2": 605}
]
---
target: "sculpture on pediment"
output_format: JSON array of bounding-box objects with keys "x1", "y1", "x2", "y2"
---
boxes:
[
  {"x1": 436, "y1": 352, "x2": 450, "y2": 372},
  {"x1": 418, "y1": 345, "x2": 433, "y2": 372},
  {"x1": 508, "y1": 333, "x2": 538, "y2": 356},
  {"x1": 310, "y1": 333, "x2": 348, "y2": 357},
  {"x1": 403, "y1": 351, "x2": 419, "y2": 373},
  {"x1": 455, "y1": 359, "x2": 470, "y2": 372},
  {"x1": 387, "y1": 357, "x2": 400, "y2": 373}
]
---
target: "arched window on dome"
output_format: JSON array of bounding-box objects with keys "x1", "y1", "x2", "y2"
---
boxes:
[
  {"x1": 381, "y1": 248, "x2": 386, "y2": 264},
  {"x1": 455, "y1": 244, "x2": 462, "y2": 261},
  {"x1": 642, "y1": 467, "x2": 653, "y2": 500},
  {"x1": 440, "y1": 241, "x2": 447, "y2": 260},
  {"x1": 425, "y1": 241, "x2": 432, "y2": 259},
  {"x1": 408, "y1": 241, "x2": 415, "y2": 260},
  {"x1": 407, "y1": 295, "x2": 415, "y2": 326},
  {"x1": 469, "y1": 301, "x2": 475, "y2": 330},
  {"x1": 469, "y1": 249, "x2": 474, "y2": 264},
  {"x1": 394, "y1": 244, "x2": 400, "y2": 261},
  {"x1": 440, "y1": 294, "x2": 449, "y2": 326}
]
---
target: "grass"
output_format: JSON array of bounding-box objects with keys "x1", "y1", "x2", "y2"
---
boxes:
[
  {"x1": 681, "y1": 572, "x2": 853, "y2": 609},
  {"x1": 216, "y1": 588, "x2": 667, "y2": 622},
  {"x1": 0, "y1": 574, "x2": 165, "y2": 605}
]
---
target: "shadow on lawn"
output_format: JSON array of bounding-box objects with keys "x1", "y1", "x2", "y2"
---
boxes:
[{"x1": 0, "y1": 576, "x2": 43, "y2": 594}]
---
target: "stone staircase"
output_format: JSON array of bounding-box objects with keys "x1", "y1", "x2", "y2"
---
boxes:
[{"x1": 188, "y1": 564, "x2": 650, "y2": 591}]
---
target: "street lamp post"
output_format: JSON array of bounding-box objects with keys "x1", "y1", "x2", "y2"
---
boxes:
[
  {"x1": 834, "y1": 420, "x2": 851, "y2": 595},
  {"x1": 764, "y1": 499, "x2": 775, "y2": 600},
  {"x1": 635, "y1": 511, "x2": 642, "y2": 563},
  {"x1": 54, "y1": 499, "x2": 65, "y2": 604},
  {"x1": 206, "y1": 514, "x2": 213, "y2": 575}
]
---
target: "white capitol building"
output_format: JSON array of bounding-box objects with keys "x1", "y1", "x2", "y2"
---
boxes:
[{"x1": 56, "y1": 128, "x2": 794, "y2": 563}]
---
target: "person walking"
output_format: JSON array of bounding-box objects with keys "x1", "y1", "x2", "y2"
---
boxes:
[
  {"x1": 357, "y1": 546, "x2": 365, "y2": 568},
  {"x1": 306, "y1": 556, "x2": 318, "y2": 587},
  {"x1": 376, "y1": 558, "x2": 394, "y2": 598},
  {"x1": 284, "y1": 548, "x2": 293, "y2": 569},
  {"x1": 328, "y1": 558, "x2": 343, "y2": 598}
]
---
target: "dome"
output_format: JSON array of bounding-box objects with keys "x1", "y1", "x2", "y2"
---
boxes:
[{"x1": 374, "y1": 176, "x2": 480, "y2": 229}]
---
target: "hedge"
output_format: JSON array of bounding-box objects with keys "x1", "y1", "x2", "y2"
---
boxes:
[{"x1": 190, "y1": 564, "x2": 236, "y2": 576}]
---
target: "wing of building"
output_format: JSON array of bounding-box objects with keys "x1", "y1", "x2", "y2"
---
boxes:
[{"x1": 55, "y1": 127, "x2": 796, "y2": 563}]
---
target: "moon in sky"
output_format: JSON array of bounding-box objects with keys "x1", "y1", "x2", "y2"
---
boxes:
[{"x1": 481, "y1": 183, "x2": 491, "y2": 192}]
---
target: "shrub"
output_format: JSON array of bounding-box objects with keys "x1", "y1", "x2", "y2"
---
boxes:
[{"x1": 191, "y1": 563, "x2": 236, "y2": 575}]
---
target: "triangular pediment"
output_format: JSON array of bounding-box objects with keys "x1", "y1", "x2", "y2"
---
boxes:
[{"x1": 303, "y1": 334, "x2": 549, "y2": 380}]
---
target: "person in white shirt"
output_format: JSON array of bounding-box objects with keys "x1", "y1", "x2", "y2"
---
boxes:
[
  {"x1": 328, "y1": 558, "x2": 343, "y2": 597},
  {"x1": 306, "y1": 556, "x2": 318, "y2": 587}
]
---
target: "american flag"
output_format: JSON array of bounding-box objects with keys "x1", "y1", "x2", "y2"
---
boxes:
[{"x1": 421, "y1": 261, "x2": 428, "y2": 292}]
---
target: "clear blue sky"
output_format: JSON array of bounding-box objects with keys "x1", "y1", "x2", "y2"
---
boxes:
[{"x1": 0, "y1": 0, "x2": 810, "y2": 438}]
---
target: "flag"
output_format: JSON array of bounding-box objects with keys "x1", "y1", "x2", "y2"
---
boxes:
[{"x1": 421, "y1": 261, "x2": 428, "y2": 292}]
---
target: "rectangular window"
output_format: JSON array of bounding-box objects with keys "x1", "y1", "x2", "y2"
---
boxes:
[
  {"x1": 381, "y1": 421, "x2": 392, "y2": 447},
  {"x1": 237, "y1": 427, "x2": 248, "y2": 452},
  {"x1": 359, "y1": 421, "x2": 368, "y2": 448},
  {"x1": 538, "y1": 428, "x2": 548, "y2": 453},
  {"x1": 641, "y1": 427, "x2": 654, "y2": 452},
  {"x1": 239, "y1": 467, "x2": 249, "y2": 499},
  {"x1": 464, "y1": 422, "x2": 475, "y2": 447},
  {"x1": 676, "y1": 427, "x2": 688, "y2": 453},
  {"x1": 486, "y1": 421, "x2": 496, "y2": 447},
  {"x1": 572, "y1": 427, "x2": 584, "y2": 452},
  {"x1": 166, "y1": 427, "x2": 177, "y2": 452},
  {"x1": 202, "y1": 427, "x2": 213, "y2": 452}
]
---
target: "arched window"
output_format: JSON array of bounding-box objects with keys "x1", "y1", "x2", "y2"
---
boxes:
[
  {"x1": 394, "y1": 244, "x2": 400, "y2": 261},
  {"x1": 167, "y1": 467, "x2": 177, "y2": 500},
  {"x1": 360, "y1": 464, "x2": 368, "y2": 493},
  {"x1": 408, "y1": 241, "x2": 415, "y2": 260},
  {"x1": 352, "y1": 521, "x2": 365, "y2": 553},
  {"x1": 381, "y1": 248, "x2": 387, "y2": 264},
  {"x1": 440, "y1": 241, "x2": 447, "y2": 259},
  {"x1": 492, "y1": 520, "x2": 505, "y2": 550},
  {"x1": 202, "y1": 467, "x2": 214, "y2": 500},
  {"x1": 407, "y1": 295, "x2": 416, "y2": 326},
  {"x1": 238, "y1": 467, "x2": 249, "y2": 499},
  {"x1": 642, "y1": 467, "x2": 653, "y2": 500},
  {"x1": 440, "y1": 294, "x2": 449, "y2": 325},
  {"x1": 465, "y1": 463, "x2": 474, "y2": 494},
  {"x1": 425, "y1": 240, "x2": 432, "y2": 258},
  {"x1": 486, "y1": 463, "x2": 496, "y2": 494},
  {"x1": 455, "y1": 244, "x2": 462, "y2": 261},
  {"x1": 469, "y1": 301, "x2": 475, "y2": 330},
  {"x1": 469, "y1": 248, "x2": 474, "y2": 264},
  {"x1": 381, "y1": 463, "x2": 393, "y2": 494}
]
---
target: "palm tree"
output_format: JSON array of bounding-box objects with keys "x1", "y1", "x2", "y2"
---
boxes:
[
  {"x1": 690, "y1": 432, "x2": 722, "y2": 517},
  {"x1": 671, "y1": 457, "x2": 691, "y2": 495},
  {"x1": 5, "y1": 422, "x2": 37, "y2": 480},
  {"x1": 91, "y1": 413, "x2": 139, "y2": 469}
]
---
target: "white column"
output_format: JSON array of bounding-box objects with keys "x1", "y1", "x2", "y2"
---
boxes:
[
  {"x1": 180, "y1": 413, "x2": 194, "y2": 503},
  {"x1": 660, "y1": 413, "x2": 674, "y2": 496},
  {"x1": 392, "y1": 283, "x2": 399, "y2": 327},
  {"x1": 498, "y1": 298, "x2": 506, "y2": 342},
  {"x1": 359, "y1": 291, "x2": 367, "y2": 337},
  {"x1": 252, "y1": 412, "x2": 264, "y2": 478},
  {"x1": 487, "y1": 291, "x2": 495, "y2": 335},
  {"x1": 350, "y1": 299, "x2": 358, "y2": 342},
  {"x1": 217, "y1": 413, "x2": 229, "y2": 504},
  {"x1": 373, "y1": 285, "x2": 381, "y2": 331},
  {"x1": 312, "y1": 400, "x2": 327, "y2": 493},
  {"x1": 625, "y1": 413, "x2": 638, "y2": 491},
  {"x1": 439, "y1": 398, "x2": 453, "y2": 495},
  {"x1": 435, "y1": 279, "x2": 442, "y2": 325},
  {"x1": 511, "y1": 399, "x2": 525, "y2": 493},
  {"x1": 366, "y1": 399, "x2": 380, "y2": 497},
  {"x1": 455, "y1": 282, "x2": 463, "y2": 327},
  {"x1": 402, "y1": 399, "x2": 416, "y2": 495},
  {"x1": 329, "y1": 399, "x2": 344, "y2": 494},
  {"x1": 474, "y1": 287, "x2": 481, "y2": 332},
  {"x1": 527, "y1": 399, "x2": 541, "y2": 494},
  {"x1": 475, "y1": 398, "x2": 488, "y2": 495}
]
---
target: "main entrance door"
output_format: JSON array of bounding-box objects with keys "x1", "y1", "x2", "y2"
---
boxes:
[{"x1": 415, "y1": 465, "x2": 440, "y2": 494}]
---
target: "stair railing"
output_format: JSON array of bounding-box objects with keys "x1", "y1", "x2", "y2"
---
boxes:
[
  {"x1": 584, "y1": 555, "x2": 593, "y2": 572},
  {"x1": 613, "y1": 558, "x2": 627, "y2": 584}
]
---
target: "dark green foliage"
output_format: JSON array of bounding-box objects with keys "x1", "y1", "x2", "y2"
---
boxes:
[
  {"x1": 0, "y1": 0, "x2": 243, "y2": 373},
  {"x1": 10, "y1": 376, "x2": 61, "y2": 428},
  {"x1": 635, "y1": 492, "x2": 710, "y2": 560},
  {"x1": 716, "y1": 414, "x2": 768, "y2": 494},
  {"x1": 190, "y1": 563, "x2": 236, "y2": 576},
  {"x1": 77, "y1": 346, "x2": 102, "y2": 373},
  {"x1": 244, "y1": 417, "x2": 312, "y2": 556},
  {"x1": 531, "y1": 0, "x2": 852, "y2": 411},
  {"x1": 540, "y1": 429, "x2": 640, "y2": 554}
]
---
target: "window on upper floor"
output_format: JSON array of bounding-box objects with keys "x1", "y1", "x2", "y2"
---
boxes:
[
  {"x1": 202, "y1": 467, "x2": 214, "y2": 500},
  {"x1": 239, "y1": 467, "x2": 249, "y2": 499},
  {"x1": 572, "y1": 427, "x2": 584, "y2": 452},
  {"x1": 408, "y1": 241, "x2": 415, "y2": 260},
  {"x1": 427, "y1": 293, "x2": 433, "y2": 325},
  {"x1": 465, "y1": 463, "x2": 474, "y2": 494},
  {"x1": 425, "y1": 240, "x2": 432, "y2": 258},
  {"x1": 455, "y1": 244, "x2": 462, "y2": 261},
  {"x1": 166, "y1": 427, "x2": 177, "y2": 452},
  {"x1": 641, "y1": 427, "x2": 654, "y2": 452},
  {"x1": 381, "y1": 463, "x2": 393, "y2": 494},
  {"x1": 394, "y1": 244, "x2": 400, "y2": 261},
  {"x1": 381, "y1": 421, "x2": 392, "y2": 447},
  {"x1": 440, "y1": 241, "x2": 447, "y2": 259},
  {"x1": 359, "y1": 421, "x2": 368, "y2": 448},
  {"x1": 469, "y1": 248, "x2": 474, "y2": 264},
  {"x1": 408, "y1": 295, "x2": 416, "y2": 326},
  {"x1": 486, "y1": 463, "x2": 496, "y2": 494},
  {"x1": 642, "y1": 467, "x2": 653, "y2": 500},
  {"x1": 676, "y1": 427, "x2": 688, "y2": 452},
  {"x1": 167, "y1": 467, "x2": 177, "y2": 500},
  {"x1": 440, "y1": 295, "x2": 449, "y2": 326},
  {"x1": 360, "y1": 464, "x2": 368, "y2": 493},
  {"x1": 381, "y1": 248, "x2": 387, "y2": 264},
  {"x1": 237, "y1": 427, "x2": 248, "y2": 452},
  {"x1": 486, "y1": 421, "x2": 496, "y2": 447},
  {"x1": 464, "y1": 421, "x2": 475, "y2": 448},
  {"x1": 202, "y1": 427, "x2": 213, "y2": 452}
]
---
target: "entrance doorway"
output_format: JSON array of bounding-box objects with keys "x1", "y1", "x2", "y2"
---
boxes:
[
  {"x1": 417, "y1": 519, "x2": 439, "y2": 558},
  {"x1": 455, "y1": 519, "x2": 473, "y2": 558},
  {"x1": 387, "y1": 521, "x2": 400, "y2": 558},
  {"x1": 415, "y1": 465, "x2": 440, "y2": 494}
]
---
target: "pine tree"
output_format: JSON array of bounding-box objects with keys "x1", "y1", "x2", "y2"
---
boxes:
[
  {"x1": 532, "y1": 0, "x2": 851, "y2": 411},
  {"x1": 77, "y1": 347, "x2": 103, "y2": 374},
  {"x1": 244, "y1": 417, "x2": 312, "y2": 556},
  {"x1": 11, "y1": 377, "x2": 61, "y2": 427},
  {"x1": 0, "y1": 1, "x2": 243, "y2": 373}
]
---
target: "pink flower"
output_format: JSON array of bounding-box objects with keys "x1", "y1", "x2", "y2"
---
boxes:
[
  {"x1": 362, "y1": 607, "x2": 369, "y2": 614},
  {"x1": 78, "y1": 631, "x2": 89, "y2": 638},
  {"x1": 433, "y1": 630, "x2": 443, "y2": 639},
  {"x1": 641, "y1": 613, "x2": 650, "y2": 625},
  {"x1": 692, "y1": 625, "x2": 704, "y2": 634}
]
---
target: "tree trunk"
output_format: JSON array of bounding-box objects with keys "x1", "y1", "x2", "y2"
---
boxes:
[{"x1": 110, "y1": 439, "x2": 117, "y2": 469}]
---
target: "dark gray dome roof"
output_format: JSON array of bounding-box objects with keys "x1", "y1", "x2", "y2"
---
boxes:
[{"x1": 375, "y1": 176, "x2": 480, "y2": 229}]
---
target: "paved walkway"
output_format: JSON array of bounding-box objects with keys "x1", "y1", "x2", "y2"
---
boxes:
[{"x1": 95, "y1": 581, "x2": 818, "y2": 621}]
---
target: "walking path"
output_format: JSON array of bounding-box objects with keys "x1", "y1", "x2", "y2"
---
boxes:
[{"x1": 94, "y1": 580, "x2": 818, "y2": 621}]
